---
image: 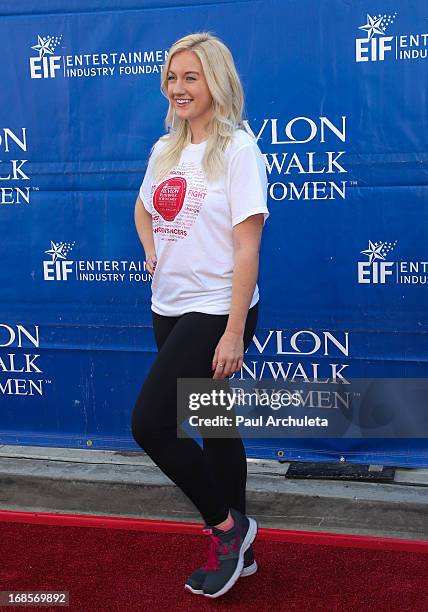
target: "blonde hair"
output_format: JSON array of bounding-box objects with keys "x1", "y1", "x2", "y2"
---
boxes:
[{"x1": 151, "y1": 32, "x2": 247, "y2": 183}]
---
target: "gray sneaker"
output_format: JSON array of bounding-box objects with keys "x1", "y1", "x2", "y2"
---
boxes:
[
  {"x1": 197, "y1": 508, "x2": 258, "y2": 598},
  {"x1": 184, "y1": 544, "x2": 257, "y2": 595}
]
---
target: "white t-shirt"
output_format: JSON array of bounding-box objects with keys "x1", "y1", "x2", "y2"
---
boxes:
[{"x1": 138, "y1": 128, "x2": 269, "y2": 316}]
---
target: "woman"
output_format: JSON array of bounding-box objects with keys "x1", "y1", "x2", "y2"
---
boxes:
[{"x1": 131, "y1": 32, "x2": 269, "y2": 599}]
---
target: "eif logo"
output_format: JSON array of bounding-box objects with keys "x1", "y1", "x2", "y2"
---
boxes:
[
  {"x1": 355, "y1": 12, "x2": 397, "y2": 62},
  {"x1": 357, "y1": 240, "x2": 397, "y2": 284},
  {"x1": 43, "y1": 241, "x2": 75, "y2": 280},
  {"x1": 29, "y1": 35, "x2": 63, "y2": 79}
]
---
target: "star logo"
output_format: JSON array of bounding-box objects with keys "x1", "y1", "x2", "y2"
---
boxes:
[
  {"x1": 31, "y1": 36, "x2": 54, "y2": 58},
  {"x1": 45, "y1": 240, "x2": 75, "y2": 262},
  {"x1": 31, "y1": 34, "x2": 63, "y2": 58},
  {"x1": 358, "y1": 13, "x2": 397, "y2": 40},
  {"x1": 359, "y1": 15, "x2": 384, "y2": 40},
  {"x1": 361, "y1": 241, "x2": 385, "y2": 264},
  {"x1": 361, "y1": 240, "x2": 397, "y2": 264},
  {"x1": 45, "y1": 241, "x2": 67, "y2": 262}
]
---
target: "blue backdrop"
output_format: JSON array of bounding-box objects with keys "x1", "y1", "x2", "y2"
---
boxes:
[{"x1": 1, "y1": 0, "x2": 427, "y2": 466}]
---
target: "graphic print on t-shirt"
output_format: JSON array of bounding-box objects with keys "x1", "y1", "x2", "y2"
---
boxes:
[
  {"x1": 151, "y1": 160, "x2": 208, "y2": 243},
  {"x1": 153, "y1": 177, "x2": 186, "y2": 221}
]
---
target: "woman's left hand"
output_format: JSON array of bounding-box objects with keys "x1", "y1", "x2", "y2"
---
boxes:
[{"x1": 212, "y1": 330, "x2": 244, "y2": 379}]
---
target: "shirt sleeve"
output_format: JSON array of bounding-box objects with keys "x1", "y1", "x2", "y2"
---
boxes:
[
  {"x1": 138, "y1": 140, "x2": 160, "y2": 214},
  {"x1": 227, "y1": 143, "x2": 270, "y2": 227}
]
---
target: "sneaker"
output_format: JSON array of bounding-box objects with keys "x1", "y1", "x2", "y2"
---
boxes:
[
  {"x1": 184, "y1": 544, "x2": 257, "y2": 595},
  {"x1": 200, "y1": 507, "x2": 257, "y2": 598}
]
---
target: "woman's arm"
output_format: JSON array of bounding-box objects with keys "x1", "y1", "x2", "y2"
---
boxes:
[
  {"x1": 134, "y1": 195, "x2": 157, "y2": 274},
  {"x1": 212, "y1": 213, "x2": 264, "y2": 379}
]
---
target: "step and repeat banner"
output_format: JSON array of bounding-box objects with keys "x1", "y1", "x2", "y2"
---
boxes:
[{"x1": 1, "y1": 0, "x2": 427, "y2": 466}]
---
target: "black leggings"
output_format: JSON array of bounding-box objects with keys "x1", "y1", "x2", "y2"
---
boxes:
[{"x1": 131, "y1": 302, "x2": 258, "y2": 526}]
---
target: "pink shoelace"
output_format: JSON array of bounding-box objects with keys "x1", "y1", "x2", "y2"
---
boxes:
[{"x1": 201, "y1": 527, "x2": 240, "y2": 571}]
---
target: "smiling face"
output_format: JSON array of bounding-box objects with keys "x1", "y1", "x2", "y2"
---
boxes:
[{"x1": 167, "y1": 50, "x2": 213, "y2": 139}]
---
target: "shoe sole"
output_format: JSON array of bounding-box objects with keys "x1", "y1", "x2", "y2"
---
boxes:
[
  {"x1": 184, "y1": 560, "x2": 258, "y2": 595},
  {"x1": 203, "y1": 517, "x2": 258, "y2": 599},
  {"x1": 241, "y1": 560, "x2": 258, "y2": 577}
]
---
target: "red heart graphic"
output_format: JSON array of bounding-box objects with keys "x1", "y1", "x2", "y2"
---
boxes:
[{"x1": 153, "y1": 177, "x2": 187, "y2": 222}]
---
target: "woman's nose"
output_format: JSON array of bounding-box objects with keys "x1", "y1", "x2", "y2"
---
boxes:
[{"x1": 173, "y1": 80, "x2": 186, "y2": 94}]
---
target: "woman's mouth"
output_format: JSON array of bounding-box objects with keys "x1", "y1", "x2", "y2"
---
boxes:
[{"x1": 175, "y1": 99, "x2": 193, "y2": 107}]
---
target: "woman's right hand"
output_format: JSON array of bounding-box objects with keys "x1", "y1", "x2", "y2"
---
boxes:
[{"x1": 145, "y1": 252, "x2": 157, "y2": 275}]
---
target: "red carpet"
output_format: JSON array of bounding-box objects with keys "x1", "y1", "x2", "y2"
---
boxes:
[{"x1": 0, "y1": 510, "x2": 427, "y2": 611}]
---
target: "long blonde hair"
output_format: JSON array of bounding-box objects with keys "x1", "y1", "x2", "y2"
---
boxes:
[{"x1": 151, "y1": 32, "x2": 247, "y2": 184}]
